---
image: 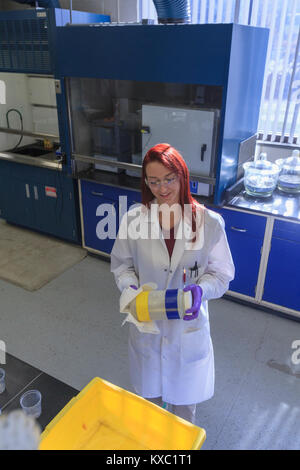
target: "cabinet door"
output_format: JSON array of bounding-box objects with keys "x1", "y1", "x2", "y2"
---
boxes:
[
  {"x1": 81, "y1": 182, "x2": 118, "y2": 254},
  {"x1": 6, "y1": 179, "x2": 35, "y2": 228},
  {"x1": 209, "y1": 207, "x2": 266, "y2": 297},
  {"x1": 80, "y1": 180, "x2": 141, "y2": 254},
  {"x1": 263, "y1": 223, "x2": 300, "y2": 311},
  {"x1": 227, "y1": 229, "x2": 265, "y2": 297},
  {"x1": 0, "y1": 170, "x2": 7, "y2": 219},
  {"x1": 32, "y1": 182, "x2": 78, "y2": 241}
]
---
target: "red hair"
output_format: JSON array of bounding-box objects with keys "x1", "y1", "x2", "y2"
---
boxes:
[{"x1": 141, "y1": 143, "x2": 204, "y2": 237}]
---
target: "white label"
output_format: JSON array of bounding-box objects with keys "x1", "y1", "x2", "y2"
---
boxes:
[
  {"x1": 170, "y1": 111, "x2": 187, "y2": 122},
  {"x1": 37, "y1": 12, "x2": 47, "y2": 17},
  {"x1": 45, "y1": 186, "x2": 57, "y2": 198}
]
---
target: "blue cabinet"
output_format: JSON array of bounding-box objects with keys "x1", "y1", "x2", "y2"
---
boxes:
[
  {"x1": 208, "y1": 206, "x2": 300, "y2": 314},
  {"x1": 208, "y1": 206, "x2": 266, "y2": 297},
  {"x1": 0, "y1": 162, "x2": 10, "y2": 220},
  {"x1": 0, "y1": 161, "x2": 81, "y2": 243},
  {"x1": 263, "y1": 220, "x2": 300, "y2": 311},
  {"x1": 32, "y1": 177, "x2": 79, "y2": 241},
  {"x1": 80, "y1": 180, "x2": 141, "y2": 254}
]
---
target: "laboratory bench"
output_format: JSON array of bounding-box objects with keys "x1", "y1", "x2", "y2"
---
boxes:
[
  {"x1": 223, "y1": 173, "x2": 300, "y2": 222},
  {"x1": 77, "y1": 170, "x2": 300, "y2": 321},
  {"x1": 0, "y1": 353, "x2": 78, "y2": 431},
  {"x1": 0, "y1": 149, "x2": 62, "y2": 172},
  {"x1": 211, "y1": 190, "x2": 300, "y2": 321},
  {"x1": 227, "y1": 189, "x2": 300, "y2": 222}
]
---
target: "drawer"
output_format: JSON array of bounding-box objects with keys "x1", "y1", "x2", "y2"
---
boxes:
[
  {"x1": 80, "y1": 180, "x2": 141, "y2": 207},
  {"x1": 80, "y1": 180, "x2": 118, "y2": 201},
  {"x1": 272, "y1": 219, "x2": 300, "y2": 244},
  {"x1": 209, "y1": 206, "x2": 267, "y2": 240}
]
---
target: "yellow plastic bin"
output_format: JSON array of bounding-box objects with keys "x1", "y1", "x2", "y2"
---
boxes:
[{"x1": 39, "y1": 377, "x2": 206, "y2": 450}]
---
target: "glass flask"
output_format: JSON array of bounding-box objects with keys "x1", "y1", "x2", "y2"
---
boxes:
[
  {"x1": 243, "y1": 153, "x2": 280, "y2": 198},
  {"x1": 276, "y1": 150, "x2": 300, "y2": 194}
]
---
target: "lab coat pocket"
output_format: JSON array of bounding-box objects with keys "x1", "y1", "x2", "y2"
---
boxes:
[
  {"x1": 181, "y1": 327, "x2": 211, "y2": 363},
  {"x1": 183, "y1": 253, "x2": 206, "y2": 284}
]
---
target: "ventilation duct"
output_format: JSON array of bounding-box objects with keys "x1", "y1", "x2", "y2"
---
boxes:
[{"x1": 152, "y1": 0, "x2": 191, "y2": 24}]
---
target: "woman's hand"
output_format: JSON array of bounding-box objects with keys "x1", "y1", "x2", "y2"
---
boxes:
[{"x1": 183, "y1": 284, "x2": 203, "y2": 321}]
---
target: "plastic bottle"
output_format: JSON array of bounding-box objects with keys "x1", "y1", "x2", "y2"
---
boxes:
[{"x1": 129, "y1": 288, "x2": 193, "y2": 322}]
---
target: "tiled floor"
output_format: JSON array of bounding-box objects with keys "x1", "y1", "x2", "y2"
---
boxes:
[{"x1": 0, "y1": 253, "x2": 300, "y2": 449}]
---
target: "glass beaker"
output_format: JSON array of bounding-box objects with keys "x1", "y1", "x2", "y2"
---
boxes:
[
  {"x1": 20, "y1": 390, "x2": 42, "y2": 419},
  {"x1": 0, "y1": 368, "x2": 5, "y2": 394}
]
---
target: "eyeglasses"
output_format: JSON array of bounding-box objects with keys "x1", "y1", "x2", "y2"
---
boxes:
[{"x1": 145, "y1": 174, "x2": 178, "y2": 189}]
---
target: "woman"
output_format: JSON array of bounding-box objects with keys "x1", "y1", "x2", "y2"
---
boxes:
[{"x1": 111, "y1": 143, "x2": 234, "y2": 424}]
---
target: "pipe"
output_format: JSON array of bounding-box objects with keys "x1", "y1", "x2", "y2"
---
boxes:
[
  {"x1": 152, "y1": 0, "x2": 191, "y2": 24},
  {"x1": 69, "y1": 0, "x2": 72, "y2": 25},
  {"x1": 0, "y1": 127, "x2": 59, "y2": 142}
]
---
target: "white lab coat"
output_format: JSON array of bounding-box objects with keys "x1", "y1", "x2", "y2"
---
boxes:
[{"x1": 110, "y1": 200, "x2": 235, "y2": 405}]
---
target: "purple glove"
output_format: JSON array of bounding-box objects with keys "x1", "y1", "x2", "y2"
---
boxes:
[
  {"x1": 183, "y1": 284, "x2": 202, "y2": 321},
  {"x1": 130, "y1": 285, "x2": 138, "y2": 290}
]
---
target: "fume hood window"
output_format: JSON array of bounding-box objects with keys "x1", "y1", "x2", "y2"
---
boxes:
[
  {"x1": 0, "y1": 73, "x2": 59, "y2": 153},
  {"x1": 66, "y1": 77, "x2": 222, "y2": 176}
]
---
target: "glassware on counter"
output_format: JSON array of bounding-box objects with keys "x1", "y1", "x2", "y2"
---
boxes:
[
  {"x1": 243, "y1": 153, "x2": 280, "y2": 198},
  {"x1": 20, "y1": 390, "x2": 42, "y2": 419},
  {"x1": 275, "y1": 149, "x2": 300, "y2": 194},
  {"x1": 0, "y1": 368, "x2": 5, "y2": 394}
]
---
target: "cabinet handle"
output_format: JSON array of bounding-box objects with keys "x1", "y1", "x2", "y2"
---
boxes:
[
  {"x1": 91, "y1": 191, "x2": 104, "y2": 197},
  {"x1": 34, "y1": 186, "x2": 39, "y2": 200},
  {"x1": 230, "y1": 226, "x2": 247, "y2": 233},
  {"x1": 200, "y1": 144, "x2": 207, "y2": 162},
  {"x1": 25, "y1": 184, "x2": 30, "y2": 198}
]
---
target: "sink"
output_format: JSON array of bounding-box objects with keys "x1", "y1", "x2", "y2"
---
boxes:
[{"x1": 9, "y1": 144, "x2": 58, "y2": 158}]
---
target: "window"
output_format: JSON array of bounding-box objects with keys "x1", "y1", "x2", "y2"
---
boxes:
[{"x1": 138, "y1": 0, "x2": 300, "y2": 143}]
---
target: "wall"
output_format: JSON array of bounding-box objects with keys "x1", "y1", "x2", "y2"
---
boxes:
[
  {"x1": 255, "y1": 142, "x2": 299, "y2": 163},
  {"x1": 0, "y1": 73, "x2": 34, "y2": 150},
  {"x1": 0, "y1": 0, "x2": 138, "y2": 22},
  {"x1": 0, "y1": 73, "x2": 59, "y2": 151},
  {"x1": 60, "y1": 0, "x2": 138, "y2": 22}
]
